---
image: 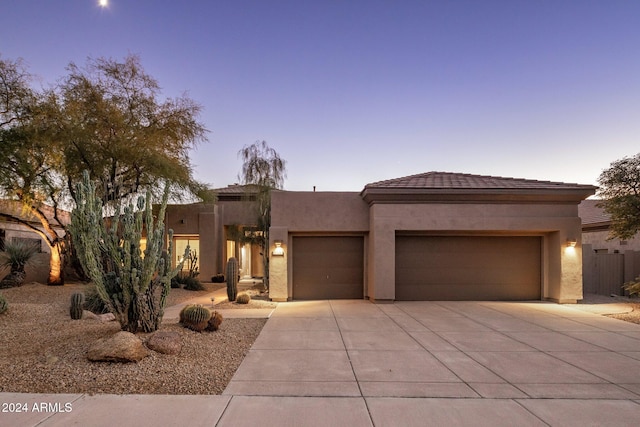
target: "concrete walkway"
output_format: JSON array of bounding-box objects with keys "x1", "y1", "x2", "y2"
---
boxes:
[{"x1": 3, "y1": 300, "x2": 640, "y2": 426}]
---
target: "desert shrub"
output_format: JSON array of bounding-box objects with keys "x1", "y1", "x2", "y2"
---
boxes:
[
  {"x1": 211, "y1": 274, "x2": 225, "y2": 283},
  {"x1": 0, "y1": 293, "x2": 8, "y2": 314},
  {"x1": 624, "y1": 278, "x2": 640, "y2": 297},
  {"x1": 172, "y1": 274, "x2": 205, "y2": 291},
  {"x1": 206, "y1": 311, "x2": 223, "y2": 331},
  {"x1": 83, "y1": 285, "x2": 110, "y2": 314},
  {"x1": 235, "y1": 293, "x2": 251, "y2": 304},
  {"x1": 0, "y1": 240, "x2": 40, "y2": 288}
]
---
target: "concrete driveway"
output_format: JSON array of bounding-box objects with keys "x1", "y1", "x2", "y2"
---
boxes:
[
  {"x1": 222, "y1": 299, "x2": 640, "y2": 426},
  {"x1": 3, "y1": 300, "x2": 640, "y2": 426}
]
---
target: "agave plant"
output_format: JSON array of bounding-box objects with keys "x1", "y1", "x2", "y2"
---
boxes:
[{"x1": 0, "y1": 240, "x2": 40, "y2": 288}]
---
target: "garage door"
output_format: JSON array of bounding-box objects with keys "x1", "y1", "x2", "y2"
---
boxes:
[
  {"x1": 292, "y1": 236, "x2": 364, "y2": 300},
  {"x1": 396, "y1": 236, "x2": 541, "y2": 301}
]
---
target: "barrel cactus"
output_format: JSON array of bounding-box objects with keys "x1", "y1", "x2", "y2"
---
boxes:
[
  {"x1": 0, "y1": 293, "x2": 8, "y2": 314},
  {"x1": 206, "y1": 310, "x2": 223, "y2": 331},
  {"x1": 235, "y1": 292, "x2": 251, "y2": 304},
  {"x1": 70, "y1": 292, "x2": 85, "y2": 320},
  {"x1": 226, "y1": 257, "x2": 239, "y2": 302},
  {"x1": 179, "y1": 304, "x2": 212, "y2": 332}
]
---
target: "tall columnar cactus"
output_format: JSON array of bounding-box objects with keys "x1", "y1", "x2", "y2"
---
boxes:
[
  {"x1": 226, "y1": 257, "x2": 239, "y2": 302},
  {"x1": 69, "y1": 292, "x2": 85, "y2": 320},
  {"x1": 0, "y1": 293, "x2": 8, "y2": 314},
  {"x1": 179, "y1": 304, "x2": 212, "y2": 332},
  {"x1": 69, "y1": 171, "x2": 188, "y2": 333}
]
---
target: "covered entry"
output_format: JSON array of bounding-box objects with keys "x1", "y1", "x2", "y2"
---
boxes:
[
  {"x1": 292, "y1": 236, "x2": 364, "y2": 300},
  {"x1": 395, "y1": 235, "x2": 542, "y2": 301}
]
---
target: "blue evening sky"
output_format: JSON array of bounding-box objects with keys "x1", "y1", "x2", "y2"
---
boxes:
[{"x1": 1, "y1": 1, "x2": 639, "y2": 191}]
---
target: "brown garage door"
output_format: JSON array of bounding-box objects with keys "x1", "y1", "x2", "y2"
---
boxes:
[
  {"x1": 396, "y1": 235, "x2": 541, "y2": 301},
  {"x1": 292, "y1": 236, "x2": 364, "y2": 300}
]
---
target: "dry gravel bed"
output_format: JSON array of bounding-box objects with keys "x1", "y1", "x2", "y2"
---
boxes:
[
  {"x1": 606, "y1": 303, "x2": 640, "y2": 324},
  {"x1": 0, "y1": 282, "x2": 266, "y2": 395}
]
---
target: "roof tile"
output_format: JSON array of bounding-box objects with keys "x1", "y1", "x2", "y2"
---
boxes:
[{"x1": 365, "y1": 171, "x2": 596, "y2": 190}]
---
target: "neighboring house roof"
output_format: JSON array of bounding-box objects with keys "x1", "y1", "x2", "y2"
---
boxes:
[
  {"x1": 0, "y1": 199, "x2": 70, "y2": 227},
  {"x1": 361, "y1": 171, "x2": 597, "y2": 204},
  {"x1": 210, "y1": 184, "x2": 260, "y2": 201},
  {"x1": 578, "y1": 199, "x2": 610, "y2": 231}
]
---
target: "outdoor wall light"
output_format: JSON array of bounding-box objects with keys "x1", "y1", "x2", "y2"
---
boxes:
[
  {"x1": 272, "y1": 241, "x2": 285, "y2": 256},
  {"x1": 566, "y1": 239, "x2": 577, "y2": 248}
]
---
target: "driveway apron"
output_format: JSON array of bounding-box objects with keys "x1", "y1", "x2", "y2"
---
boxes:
[{"x1": 223, "y1": 299, "x2": 640, "y2": 426}]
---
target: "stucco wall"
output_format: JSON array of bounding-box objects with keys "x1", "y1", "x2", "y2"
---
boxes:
[
  {"x1": 269, "y1": 191, "x2": 368, "y2": 301},
  {"x1": 582, "y1": 230, "x2": 640, "y2": 253},
  {"x1": 271, "y1": 191, "x2": 369, "y2": 232},
  {"x1": 269, "y1": 191, "x2": 585, "y2": 303},
  {"x1": 165, "y1": 200, "x2": 260, "y2": 280},
  {"x1": 367, "y1": 203, "x2": 583, "y2": 303}
]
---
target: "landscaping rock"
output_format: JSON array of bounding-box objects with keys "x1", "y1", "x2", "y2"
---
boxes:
[
  {"x1": 87, "y1": 331, "x2": 149, "y2": 363},
  {"x1": 98, "y1": 312, "x2": 116, "y2": 322},
  {"x1": 81, "y1": 311, "x2": 116, "y2": 322},
  {"x1": 146, "y1": 331, "x2": 182, "y2": 355},
  {"x1": 82, "y1": 310, "x2": 99, "y2": 320}
]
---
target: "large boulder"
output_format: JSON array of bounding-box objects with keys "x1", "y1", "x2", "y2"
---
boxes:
[
  {"x1": 87, "y1": 331, "x2": 149, "y2": 363},
  {"x1": 146, "y1": 331, "x2": 182, "y2": 355}
]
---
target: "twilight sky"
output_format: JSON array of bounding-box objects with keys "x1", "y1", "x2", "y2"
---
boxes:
[{"x1": 1, "y1": 1, "x2": 639, "y2": 192}]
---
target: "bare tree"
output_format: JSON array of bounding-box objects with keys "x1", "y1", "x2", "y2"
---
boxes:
[{"x1": 238, "y1": 141, "x2": 286, "y2": 289}]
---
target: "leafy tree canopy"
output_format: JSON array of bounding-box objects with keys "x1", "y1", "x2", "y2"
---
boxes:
[
  {"x1": 57, "y1": 55, "x2": 209, "y2": 205},
  {"x1": 597, "y1": 153, "x2": 640, "y2": 240},
  {"x1": 0, "y1": 53, "x2": 210, "y2": 285}
]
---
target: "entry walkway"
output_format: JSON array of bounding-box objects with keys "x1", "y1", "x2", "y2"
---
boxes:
[{"x1": 3, "y1": 300, "x2": 640, "y2": 426}]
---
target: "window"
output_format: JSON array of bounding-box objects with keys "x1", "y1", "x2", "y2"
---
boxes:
[{"x1": 174, "y1": 237, "x2": 199, "y2": 271}]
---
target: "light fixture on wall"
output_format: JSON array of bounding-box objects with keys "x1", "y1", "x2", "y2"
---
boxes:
[
  {"x1": 272, "y1": 240, "x2": 285, "y2": 256},
  {"x1": 566, "y1": 239, "x2": 577, "y2": 248}
]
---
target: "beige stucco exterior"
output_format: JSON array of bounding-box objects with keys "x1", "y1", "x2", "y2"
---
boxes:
[
  {"x1": 269, "y1": 174, "x2": 595, "y2": 303},
  {"x1": 164, "y1": 194, "x2": 260, "y2": 280},
  {"x1": 0, "y1": 201, "x2": 69, "y2": 284}
]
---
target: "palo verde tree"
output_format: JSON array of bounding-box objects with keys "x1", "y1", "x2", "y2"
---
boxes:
[
  {"x1": 69, "y1": 172, "x2": 187, "y2": 333},
  {"x1": 238, "y1": 140, "x2": 286, "y2": 289},
  {"x1": 57, "y1": 55, "x2": 209, "y2": 204},
  {"x1": 0, "y1": 54, "x2": 209, "y2": 285}
]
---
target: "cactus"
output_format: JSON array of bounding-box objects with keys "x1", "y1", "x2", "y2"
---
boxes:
[
  {"x1": 226, "y1": 257, "x2": 239, "y2": 302},
  {"x1": 179, "y1": 304, "x2": 212, "y2": 332},
  {"x1": 69, "y1": 171, "x2": 187, "y2": 333},
  {"x1": 69, "y1": 292, "x2": 85, "y2": 320},
  {"x1": 0, "y1": 293, "x2": 8, "y2": 314},
  {"x1": 235, "y1": 292, "x2": 251, "y2": 304},
  {"x1": 206, "y1": 311, "x2": 223, "y2": 331}
]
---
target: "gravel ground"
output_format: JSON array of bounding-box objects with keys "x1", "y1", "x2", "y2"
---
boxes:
[
  {"x1": 0, "y1": 282, "x2": 266, "y2": 395},
  {"x1": 606, "y1": 304, "x2": 640, "y2": 324},
  {"x1": 215, "y1": 288, "x2": 278, "y2": 310}
]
